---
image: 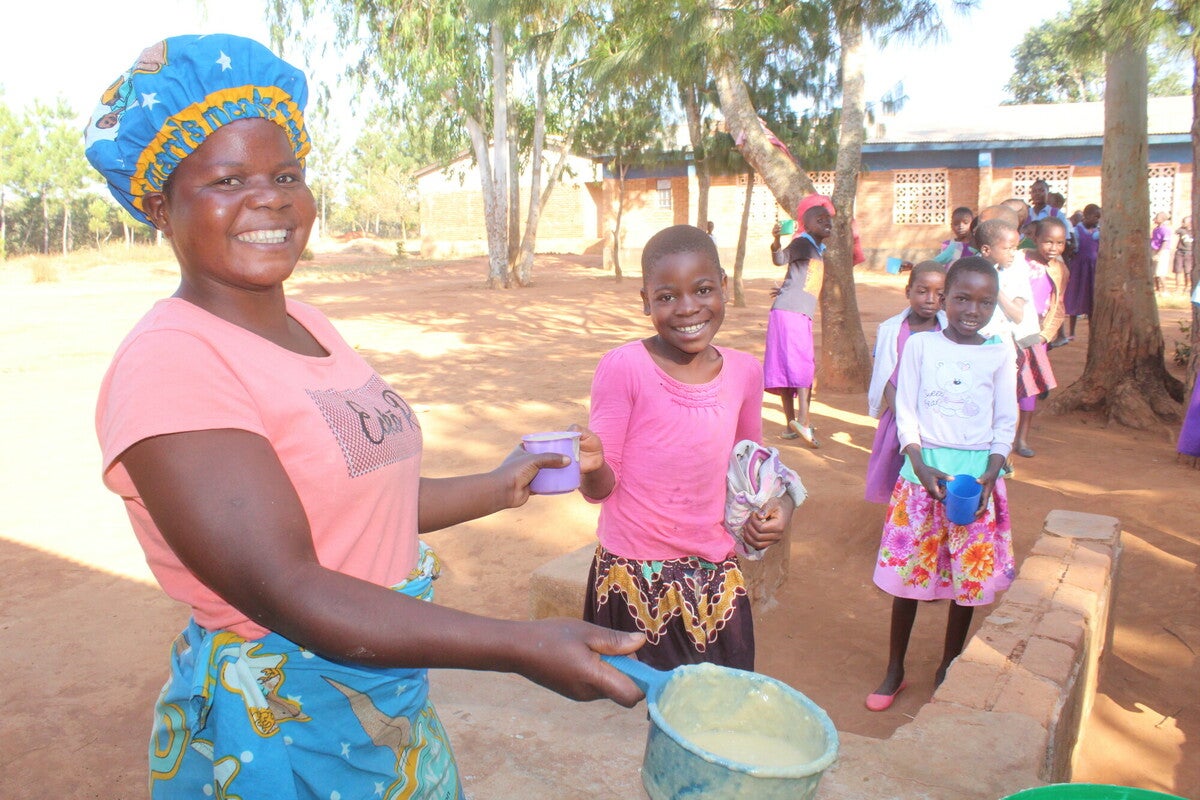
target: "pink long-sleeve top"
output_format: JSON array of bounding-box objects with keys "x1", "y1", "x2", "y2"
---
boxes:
[{"x1": 587, "y1": 341, "x2": 764, "y2": 562}]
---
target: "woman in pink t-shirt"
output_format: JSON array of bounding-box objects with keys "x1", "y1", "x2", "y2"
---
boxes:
[
  {"x1": 85, "y1": 34, "x2": 643, "y2": 800},
  {"x1": 576, "y1": 225, "x2": 803, "y2": 671}
]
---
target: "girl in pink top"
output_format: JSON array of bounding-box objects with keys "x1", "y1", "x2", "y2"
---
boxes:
[{"x1": 576, "y1": 225, "x2": 799, "y2": 671}]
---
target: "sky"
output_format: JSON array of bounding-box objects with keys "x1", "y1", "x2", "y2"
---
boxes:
[{"x1": 1, "y1": 0, "x2": 1071, "y2": 137}]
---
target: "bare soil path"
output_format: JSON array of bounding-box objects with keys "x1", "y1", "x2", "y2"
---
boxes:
[{"x1": 1, "y1": 248, "x2": 1195, "y2": 798}]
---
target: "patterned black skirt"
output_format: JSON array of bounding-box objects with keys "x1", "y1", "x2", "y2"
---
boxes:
[{"x1": 583, "y1": 544, "x2": 754, "y2": 671}]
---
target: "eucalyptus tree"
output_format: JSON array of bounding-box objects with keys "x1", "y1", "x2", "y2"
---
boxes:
[
  {"x1": 577, "y1": 77, "x2": 672, "y2": 280},
  {"x1": 709, "y1": 0, "x2": 961, "y2": 392},
  {"x1": 1183, "y1": 0, "x2": 1200, "y2": 391},
  {"x1": 1004, "y1": 0, "x2": 1188, "y2": 104},
  {"x1": 22, "y1": 99, "x2": 89, "y2": 255},
  {"x1": 0, "y1": 98, "x2": 24, "y2": 260},
  {"x1": 509, "y1": 2, "x2": 611, "y2": 286},
  {"x1": 271, "y1": 0, "x2": 610, "y2": 287},
  {"x1": 1046, "y1": 0, "x2": 1192, "y2": 427},
  {"x1": 344, "y1": 125, "x2": 420, "y2": 238}
]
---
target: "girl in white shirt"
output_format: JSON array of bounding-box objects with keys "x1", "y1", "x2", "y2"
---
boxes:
[{"x1": 865, "y1": 257, "x2": 1018, "y2": 712}]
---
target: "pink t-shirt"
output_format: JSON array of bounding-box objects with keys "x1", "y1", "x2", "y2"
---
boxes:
[
  {"x1": 588, "y1": 341, "x2": 764, "y2": 562},
  {"x1": 96, "y1": 297, "x2": 422, "y2": 639}
]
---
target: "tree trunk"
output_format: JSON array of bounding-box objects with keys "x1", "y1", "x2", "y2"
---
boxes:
[
  {"x1": 1188, "y1": 38, "x2": 1199, "y2": 406},
  {"x1": 487, "y1": 23, "x2": 510, "y2": 288},
  {"x1": 61, "y1": 205, "x2": 70, "y2": 255},
  {"x1": 612, "y1": 160, "x2": 628, "y2": 281},
  {"x1": 682, "y1": 83, "x2": 710, "y2": 230},
  {"x1": 514, "y1": 59, "x2": 549, "y2": 287},
  {"x1": 713, "y1": 56, "x2": 815, "y2": 215},
  {"x1": 42, "y1": 194, "x2": 50, "y2": 254},
  {"x1": 732, "y1": 166, "x2": 754, "y2": 308},
  {"x1": 507, "y1": 122, "x2": 521, "y2": 271},
  {"x1": 820, "y1": 15, "x2": 872, "y2": 393},
  {"x1": 1050, "y1": 44, "x2": 1183, "y2": 428},
  {"x1": 467, "y1": 110, "x2": 507, "y2": 288}
]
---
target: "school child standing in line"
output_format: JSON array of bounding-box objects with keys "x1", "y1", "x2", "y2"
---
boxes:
[
  {"x1": 1028, "y1": 179, "x2": 1052, "y2": 222},
  {"x1": 1013, "y1": 218, "x2": 1070, "y2": 458},
  {"x1": 576, "y1": 224, "x2": 803, "y2": 671},
  {"x1": 866, "y1": 257, "x2": 1017, "y2": 711},
  {"x1": 864, "y1": 261, "x2": 947, "y2": 503},
  {"x1": 765, "y1": 194, "x2": 833, "y2": 447},
  {"x1": 1152, "y1": 212, "x2": 1173, "y2": 294},
  {"x1": 975, "y1": 218, "x2": 1031, "y2": 347},
  {"x1": 1061, "y1": 204, "x2": 1101, "y2": 343},
  {"x1": 1173, "y1": 216, "x2": 1193, "y2": 294},
  {"x1": 932, "y1": 207, "x2": 977, "y2": 264}
]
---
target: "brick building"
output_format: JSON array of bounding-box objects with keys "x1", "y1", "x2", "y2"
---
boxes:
[
  {"x1": 854, "y1": 94, "x2": 1193, "y2": 268},
  {"x1": 415, "y1": 97, "x2": 1193, "y2": 269}
]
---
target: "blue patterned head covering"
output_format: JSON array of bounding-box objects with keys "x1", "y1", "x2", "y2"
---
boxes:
[{"x1": 84, "y1": 34, "x2": 310, "y2": 227}]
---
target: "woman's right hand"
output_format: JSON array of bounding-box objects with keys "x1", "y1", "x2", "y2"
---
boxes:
[
  {"x1": 510, "y1": 618, "x2": 646, "y2": 707},
  {"x1": 771, "y1": 222, "x2": 782, "y2": 239}
]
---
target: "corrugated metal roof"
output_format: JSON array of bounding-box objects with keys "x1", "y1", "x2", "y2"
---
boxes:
[{"x1": 866, "y1": 95, "x2": 1192, "y2": 144}]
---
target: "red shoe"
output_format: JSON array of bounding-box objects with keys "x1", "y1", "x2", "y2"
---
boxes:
[{"x1": 865, "y1": 681, "x2": 908, "y2": 712}]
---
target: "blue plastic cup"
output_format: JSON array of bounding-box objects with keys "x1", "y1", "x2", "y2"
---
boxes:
[
  {"x1": 886, "y1": 256, "x2": 903, "y2": 274},
  {"x1": 943, "y1": 474, "x2": 982, "y2": 525}
]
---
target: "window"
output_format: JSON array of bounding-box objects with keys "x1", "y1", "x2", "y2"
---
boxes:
[
  {"x1": 1148, "y1": 164, "x2": 1177, "y2": 221},
  {"x1": 656, "y1": 179, "x2": 672, "y2": 210},
  {"x1": 893, "y1": 169, "x2": 949, "y2": 225},
  {"x1": 809, "y1": 171, "x2": 836, "y2": 197},
  {"x1": 1012, "y1": 166, "x2": 1073, "y2": 206},
  {"x1": 738, "y1": 171, "x2": 838, "y2": 226}
]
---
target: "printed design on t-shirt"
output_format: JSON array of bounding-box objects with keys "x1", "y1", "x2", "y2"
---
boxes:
[
  {"x1": 307, "y1": 374, "x2": 421, "y2": 477},
  {"x1": 925, "y1": 360, "x2": 980, "y2": 419}
]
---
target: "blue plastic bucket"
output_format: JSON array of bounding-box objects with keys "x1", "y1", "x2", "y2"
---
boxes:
[{"x1": 604, "y1": 656, "x2": 838, "y2": 800}]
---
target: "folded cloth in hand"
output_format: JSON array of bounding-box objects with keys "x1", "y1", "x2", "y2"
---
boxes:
[{"x1": 724, "y1": 440, "x2": 808, "y2": 560}]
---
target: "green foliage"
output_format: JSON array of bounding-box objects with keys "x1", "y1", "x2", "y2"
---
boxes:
[
  {"x1": 339, "y1": 111, "x2": 424, "y2": 238},
  {"x1": 1005, "y1": 10, "x2": 1105, "y2": 103},
  {"x1": 86, "y1": 197, "x2": 115, "y2": 247},
  {"x1": 1004, "y1": 0, "x2": 1193, "y2": 104}
]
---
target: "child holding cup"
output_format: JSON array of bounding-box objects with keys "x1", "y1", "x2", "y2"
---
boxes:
[
  {"x1": 574, "y1": 224, "x2": 804, "y2": 671},
  {"x1": 765, "y1": 195, "x2": 833, "y2": 446},
  {"x1": 866, "y1": 257, "x2": 1018, "y2": 711}
]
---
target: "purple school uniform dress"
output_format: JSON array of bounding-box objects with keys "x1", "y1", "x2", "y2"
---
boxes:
[
  {"x1": 1065, "y1": 223, "x2": 1098, "y2": 316},
  {"x1": 1179, "y1": 385, "x2": 1200, "y2": 458},
  {"x1": 864, "y1": 319, "x2": 941, "y2": 503},
  {"x1": 763, "y1": 234, "x2": 821, "y2": 392}
]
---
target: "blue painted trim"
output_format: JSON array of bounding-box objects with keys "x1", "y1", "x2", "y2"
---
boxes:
[
  {"x1": 863, "y1": 136, "x2": 1192, "y2": 171},
  {"x1": 863, "y1": 133, "x2": 1190, "y2": 153}
]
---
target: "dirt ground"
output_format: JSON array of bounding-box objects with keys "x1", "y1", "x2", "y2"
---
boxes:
[{"x1": 1, "y1": 244, "x2": 1196, "y2": 799}]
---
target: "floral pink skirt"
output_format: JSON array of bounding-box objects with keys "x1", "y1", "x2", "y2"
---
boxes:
[{"x1": 873, "y1": 477, "x2": 1015, "y2": 605}]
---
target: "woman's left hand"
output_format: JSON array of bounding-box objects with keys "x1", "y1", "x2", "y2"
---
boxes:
[
  {"x1": 741, "y1": 495, "x2": 795, "y2": 550},
  {"x1": 494, "y1": 446, "x2": 570, "y2": 508}
]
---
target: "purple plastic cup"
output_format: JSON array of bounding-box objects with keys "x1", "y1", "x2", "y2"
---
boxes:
[{"x1": 522, "y1": 431, "x2": 581, "y2": 495}]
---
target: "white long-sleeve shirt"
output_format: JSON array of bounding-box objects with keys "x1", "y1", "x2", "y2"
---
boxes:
[
  {"x1": 867, "y1": 308, "x2": 948, "y2": 419},
  {"x1": 894, "y1": 330, "x2": 1018, "y2": 459},
  {"x1": 979, "y1": 260, "x2": 1038, "y2": 344}
]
